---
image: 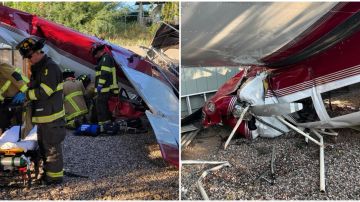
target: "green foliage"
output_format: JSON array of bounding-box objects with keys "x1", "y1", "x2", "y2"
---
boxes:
[
  {"x1": 4, "y1": 2, "x2": 173, "y2": 46},
  {"x1": 161, "y1": 2, "x2": 179, "y2": 24}
]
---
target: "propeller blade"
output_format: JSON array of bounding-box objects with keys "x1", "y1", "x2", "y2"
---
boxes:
[{"x1": 251, "y1": 103, "x2": 303, "y2": 117}]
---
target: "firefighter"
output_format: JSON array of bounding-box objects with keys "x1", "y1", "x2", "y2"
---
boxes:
[
  {"x1": 0, "y1": 63, "x2": 29, "y2": 133},
  {"x1": 16, "y1": 38, "x2": 65, "y2": 185},
  {"x1": 63, "y1": 69, "x2": 88, "y2": 128},
  {"x1": 90, "y1": 43, "x2": 119, "y2": 132}
]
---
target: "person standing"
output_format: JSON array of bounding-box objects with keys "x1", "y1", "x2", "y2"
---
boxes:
[
  {"x1": 0, "y1": 63, "x2": 29, "y2": 133},
  {"x1": 62, "y1": 69, "x2": 88, "y2": 128},
  {"x1": 16, "y1": 38, "x2": 65, "y2": 185},
  {"x1": 90, "y1": 43, "x2": 119, "y2": 132}
]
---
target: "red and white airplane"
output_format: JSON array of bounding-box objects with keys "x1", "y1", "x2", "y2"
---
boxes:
[
  {"x1": 0, "y1": 6, "x2": 179, "y2": 167},
  {"x1": 182, "y1": 2, "x2": 360, "y2": 191}
]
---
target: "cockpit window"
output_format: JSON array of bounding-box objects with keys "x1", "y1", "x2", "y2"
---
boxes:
[
  {"x1": 321, "y1": 82, "x2": 360, "y2": 118},
  {"x1": 289, "y1": 97, "x2": 320, "y2": 123}
]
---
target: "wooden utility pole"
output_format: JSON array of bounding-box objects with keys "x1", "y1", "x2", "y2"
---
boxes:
[{"x1": 138, "y1": 2, "x2": 144, "y2": 26}]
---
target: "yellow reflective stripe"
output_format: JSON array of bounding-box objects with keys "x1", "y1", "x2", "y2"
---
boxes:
[
  {"x1": 66, "y1": 119, "x2": 75, "y2": 127},
  {"x1": 28, "y1": 89, "x2": 37, "y2": 100},
  {"x1": 111, "y1": 67, "x2": 118, "y2": 90},
  {"x1": 32, "y1": 109, "x2": 65, "y2": 123},
  {"x1": 15, "y1": 68, "x2": 29, "y2": 83},
  {"x1": 112, "y1": 89, "x2": 119, "y2": 94},
  {"x1": 46, "y1": 170, "x2": 64, "y2": 178},
  {"x1": 96, "y1": 71, "x2": 101, "y2": 76},
  {"x1": 99, "y1": 79, "x2": 106, "y2": 84},
  {"x1": 68, "y1": 98, "x2": 80, "y2": 112},
  {"x1": 56, "y1": 83, "x2": 64, "y2": 91},
  {"x1": 65, "y1": 91, "x2": 82, "y2": 113},
  {"x1": 40, "y1": 83, "x2": 54, "y2": 96},
  {"x1": 95, "y1": 87, "x2": 110, "y2": 93},
  {"x1": 66, "y1": 109, "x2": 88, "y2": 121},
  {"x1": 65, "y1": 91, "x2": 83, "y2": 101},
  {"x1": 101, "y1": 66, "x2": 112, "y2": 72},
  {"x1": 40, "y1": 83, "x2": 63, "y2": 96},
  {"x1": 22, "y1": 76, "x2": 30, "y2": 83},
  {"x1": 65, "y1": 91, "x2": 83, "y2": 113},
  {"x1": 0, "y1": 80, "x2": 11, "y2": 93},
  {"x1": 19, "y1": 84, "x2": 28, "y2": 92},
  {"x1": 98, "y1": 120, "x2": 110, "y2": 125}
]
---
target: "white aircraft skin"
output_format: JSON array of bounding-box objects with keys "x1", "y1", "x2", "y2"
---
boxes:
[{"x1": 181, "y1": 2, "x2": 337, "y2": 66}]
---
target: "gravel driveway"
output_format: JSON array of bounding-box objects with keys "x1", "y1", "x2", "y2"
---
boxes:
[
  {"x1": 0, "y1": 127, "x2": 179, "y2": 200},
  {"x1": 181, "y1": 126, "x2": 360, "y2": 200}
]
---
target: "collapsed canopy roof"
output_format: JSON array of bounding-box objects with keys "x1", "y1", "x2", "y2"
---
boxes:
[{"x1": 181, "y1": 2, "x2": 360, "y2": 68}]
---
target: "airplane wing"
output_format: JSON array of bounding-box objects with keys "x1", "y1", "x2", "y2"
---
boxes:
[
  {"x1": 181, "y1": 2, "x2": 348, "y2": 67},
  {"x1": 0, "y1": 5, "x2": 179, "y2": 167}
]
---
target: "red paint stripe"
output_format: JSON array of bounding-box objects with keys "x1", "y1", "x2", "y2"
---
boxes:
[
  {"x1": 267, "y1": 66, "x2": 360, "y2": 97},
  {"x1": 262, "y1": 2, "x2": 360, "y2": 64}
]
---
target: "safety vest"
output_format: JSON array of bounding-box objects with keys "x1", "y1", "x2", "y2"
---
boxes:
[
  {"x1": 0, "y1": 63, "x2": 29, "y2": 102},
  {"x1": 26, "y1": 55, "x2": 65, "y2": 124},
  {"x1": 94, "y1": 53, "x2": 119, "y2": 94},
  {"x1": 63, "y1": 79, "x2": 88, "y2": 121}
]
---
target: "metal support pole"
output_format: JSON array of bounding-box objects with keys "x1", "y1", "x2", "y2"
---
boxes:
[
  {"x1": 277, "y1": 116, "x2": 325, "y2": 192},
  {"x1": 203, "y1": 93, "x2": 207, "y2": 102},
  {"x1": 277, "y1": 116, "x2": 322, "y2": 146},
  {"x1": 186, "y1": 96, "x2": 192, "y2": 115},
  {"x1": 316, "y1": 129, "x2": 338, "y2": 136},
  {"x1": 224, "y1": 105, "x2": 250, "y2": 149},
  {"x1": 11, "y1": 47, "x2": 15, "y2": 65},
  {"x1": 311, "y1": 129, "x2": 325, "y2": 192}
]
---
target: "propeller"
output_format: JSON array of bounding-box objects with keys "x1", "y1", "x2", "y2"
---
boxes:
[{"x1": 224, "y1": 102, "x2": 303, "y2": 149}]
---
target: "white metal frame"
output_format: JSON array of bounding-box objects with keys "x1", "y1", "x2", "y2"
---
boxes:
[{"x1": 277, "y1": 116, "x2": 327, "y2": 192}]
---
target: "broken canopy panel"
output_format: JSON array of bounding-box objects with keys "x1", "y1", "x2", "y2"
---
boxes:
[{"x1": 113, "y1": 57, "x2": 179, "y2": 166}]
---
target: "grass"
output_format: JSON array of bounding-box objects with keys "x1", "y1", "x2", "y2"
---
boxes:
[{"x1": 106, "y1": 23, "x2": 160, "y2": 47}]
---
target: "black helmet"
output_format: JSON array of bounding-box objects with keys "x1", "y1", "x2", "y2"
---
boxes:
[
  {"x1": 16, "y1": 38, "x2": 45, "y2": 59},
  {"x1": 90, "y1": 42, "x2": 105, "y2": 57},
  {"x1": 63, "y1": 68, "x2": 75, "y2": 80},
  {"x1": 76, "y1": 74, "x2": 91, "y2": 88}
]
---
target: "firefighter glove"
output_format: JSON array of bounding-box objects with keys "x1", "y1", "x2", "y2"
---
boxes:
[{"x1": 12, "y1": 92, "x2": 26, "y2": 104}]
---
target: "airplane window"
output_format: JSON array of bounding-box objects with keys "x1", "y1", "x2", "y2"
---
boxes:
[
  {"x1": 321, "y1": 82, "x2": 360, "y2": 118},
  {"x1": 290, "y1": 97, "x2": 320, "y2": 123}
]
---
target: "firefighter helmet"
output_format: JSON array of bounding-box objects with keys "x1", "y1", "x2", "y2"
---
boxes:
[
  {"x1": 77, "y1": 74, "x2": 91, "y2": 88},
  {"x1": 16, "y1": 38, "x2": 45, "y2": 59},
  {"x1": 62, "y1": 68, "x2": 75, "y2": 79},
  {"x1": 90, "y1": 42, "x2": 105, "y2": 57}
]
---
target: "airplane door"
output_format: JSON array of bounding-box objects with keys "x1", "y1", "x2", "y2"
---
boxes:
[{"x1": 317, "y1": 80, "x2": 360, "y2": 127}]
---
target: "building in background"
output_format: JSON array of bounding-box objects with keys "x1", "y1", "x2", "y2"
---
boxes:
[{"x1": 181, "y1": 66, "x2": 242, "y2": 117}]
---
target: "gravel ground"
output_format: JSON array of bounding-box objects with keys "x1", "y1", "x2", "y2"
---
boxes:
[
  {"x1": 0, "y1": 125, "x2": 179, "y2": 200},
  {"x1": 181, "y1": 126, "x2": 360, "y2": 200}
]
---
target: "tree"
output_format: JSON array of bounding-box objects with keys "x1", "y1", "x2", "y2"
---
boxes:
[
  {"x1": 161, "y1": 2, "x2": 179, "y2": 24},
  {"x1": 4, "y1": 2, "x2": 178, "y2": 46}
]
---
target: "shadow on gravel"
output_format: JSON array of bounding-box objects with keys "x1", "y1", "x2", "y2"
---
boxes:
[{"x1": 0, "y1": 128, "x2": 179, "y2": 200}]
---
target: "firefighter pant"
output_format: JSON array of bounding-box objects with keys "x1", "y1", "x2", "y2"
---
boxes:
[
  {"x1": 37, "y1": 118, "x2": 66, "y2": 180},
  {"x1": 95, "y1": 92, "x2": 111, "y2": 125}
]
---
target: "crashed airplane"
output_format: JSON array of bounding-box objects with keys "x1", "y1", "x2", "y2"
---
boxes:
[
  {"x1": 0, "y1": 5, "x2": 179, "y2": 167},
  {"x1": 182, "y1": 2, "x2": 360, "y2": 192}
]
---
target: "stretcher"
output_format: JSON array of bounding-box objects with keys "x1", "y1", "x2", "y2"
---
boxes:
[{"x1": 0, "y1": 126, "x2": 40, "y2": 187}]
